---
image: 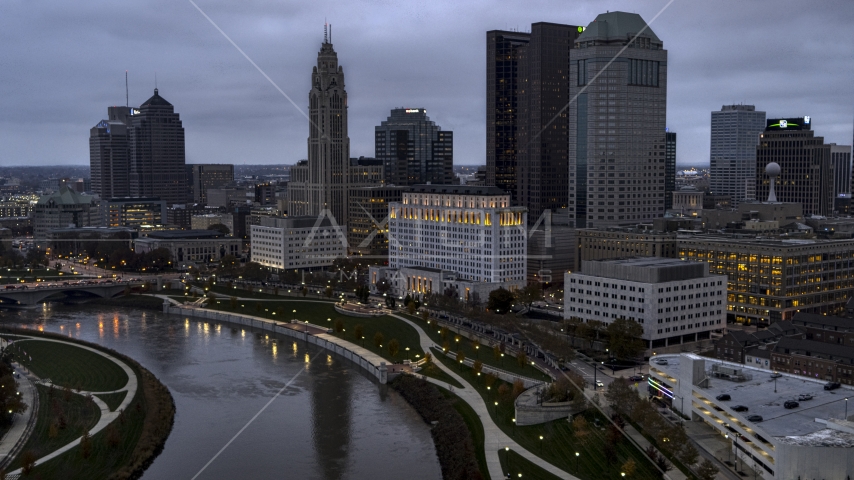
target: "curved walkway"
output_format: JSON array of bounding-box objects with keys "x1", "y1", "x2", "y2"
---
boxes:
[
  {"x1": 0, "y1": 364, "x2": 38, "y2": 469},
  {"x1": 5, "y1": 336, "x2": 138, "y2": 475},
  {"x1": 390, "y1": 314, "x2": 578, "y2": 480}
]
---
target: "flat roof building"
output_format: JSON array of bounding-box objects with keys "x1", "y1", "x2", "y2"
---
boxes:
[
  {"x1": 565, "y1": 257, "x2": 726, "y2": 348},
  {"x1": 649, "y1": 353, "x2": 854, "y2": 479},
  {"x1": 250, "y1": 216, "x2": 346, "y2": 271}
]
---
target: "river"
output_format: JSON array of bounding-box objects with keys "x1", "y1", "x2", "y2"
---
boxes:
[{"x1": 0, "y1": 304, "x2": 442, "y2": 480}]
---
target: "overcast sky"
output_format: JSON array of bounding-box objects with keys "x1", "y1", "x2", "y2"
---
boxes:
[{"x1": 1, "y1": 0, "x2": 852, "y2": 167}]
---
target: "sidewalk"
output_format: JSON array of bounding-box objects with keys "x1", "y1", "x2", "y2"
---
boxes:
[
  {"x1": 391, "y1": 314, "x2": 579, "y2": 480},
  {"x1": 0, "y1": 365, "x2": 38, "y2": 470}
]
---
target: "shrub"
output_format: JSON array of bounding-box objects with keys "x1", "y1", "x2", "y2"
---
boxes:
[{"x1": 390, "y1": 375, "x2": 483, "y2": 480}]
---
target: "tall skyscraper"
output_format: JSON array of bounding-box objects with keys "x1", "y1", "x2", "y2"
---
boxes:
[
  {"x1": 486, "y1": 23, "x2": 580, "y2": 218},
  {"x1": 830, "y1": 144, "x2": 852, "y2": 198},
  {"x1": 665, "y1": 131, "x2": 676, "y2": 210},
  {"x1": 288, "y1": 29, "x2": 351, "y2": 226},
  {"x1": 486, "y1": 30, "x2": 529, "y2": 200},
  {"x1": 516, "y1": 23, "x2": 581, "y2": 223},
  {"x1": 189, "y1": 164, "x2": 234, "y2": 204},
  {"x1": 128, "y1": 89, "x2": 188, "y2": 205},
  {"x1": 375, "y1": 108, "x2": 453, "y2": 186},
  {"x1": 568, "y1": 12, "x2": 667, "y2": 228},
  {"x1": 89, "y1": 106, "x2": 134, "y2": 199},
  {"x1": 756, "y1": 117, "x2": 833, "y2": 216},
  {"x1": 710, "y1": 105, "x2": 766, "y2": 207}
]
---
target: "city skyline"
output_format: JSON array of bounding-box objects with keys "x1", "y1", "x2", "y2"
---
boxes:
[{"x1": 1, "y1": 0, "x2": 852, "y2": 168}]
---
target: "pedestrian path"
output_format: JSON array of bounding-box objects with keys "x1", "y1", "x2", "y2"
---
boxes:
[
  {"x1": 390, "y1": 313, "x2": 578, "y2": 480},
  {"x1": 4, "y1": 336, "x2": 138, "y2": 475},
  {"x1": 0, "y1": 365, "x2": 38, "y2": 469}
]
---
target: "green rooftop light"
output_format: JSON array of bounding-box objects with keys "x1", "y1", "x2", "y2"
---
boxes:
[{"x1": 577, "y1": 26, "x2": 584, "y2": 33}]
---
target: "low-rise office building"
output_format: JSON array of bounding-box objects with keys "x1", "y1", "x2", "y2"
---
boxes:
[
  {"x1": 649, "y1": 353, "x2": 854, "y2": 479},
  {"x1": 190, "y1": 213, "x2": 234, "y2": 233},
  {"x1": 575, "y1": 228, "x2": 678, "y2": 268},
  {"x1": 33, "y1": 187, "x2": 99, "y2": 243},
  {"x1": 100, "y1": 197, "x2": 167, "y2": 228},
  {"x1": 135, "y1": 230, "x2": 241, "y2": 266},
  {"x1": 677, "y1": 235, "x2": 854, "y2": 325},
  {"x1": 250, "y1": 216, "x2": 346, "y2": 271},
  {"x1": 564, "y1": 257, "x2": 726, "y2": 348},
  {"x1": 347, "y1": 185, "x2": 408, "y2": 258}
]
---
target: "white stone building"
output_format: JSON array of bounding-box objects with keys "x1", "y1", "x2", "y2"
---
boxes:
[
  {"x1": 564, "y1": 257, "x2": 726, "y2": 348},
  {"x1": 191, "y1": 213, "x2": 234, "y2": 233},
  {"x1": 250, "y1": 216, "x2": 346, "y2": 271},
  {"x1": 370, "y1": 185, "x2": 527, "y2": 301}
]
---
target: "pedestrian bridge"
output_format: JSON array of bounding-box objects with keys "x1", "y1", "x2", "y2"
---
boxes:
[{"x1": 0, "y1": 282, "x2": 142, "y2": 307}]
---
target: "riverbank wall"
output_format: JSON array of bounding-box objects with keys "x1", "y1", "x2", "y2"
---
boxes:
[{"x1": 163, "y1": 303, "x2": 390, "y2": 384}]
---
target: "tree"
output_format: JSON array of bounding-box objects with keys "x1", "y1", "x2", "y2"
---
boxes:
[
  {"x1": 375, "y1": 276, "x2": 391, "y2": 294},
  {"x1": 497, "y1": 384, "x2": 510, "y2": 403},
  {"x1": 516, "y1": 351, "x2": 528, "y2": 367},
  {"x1": 606, "y1": 317, "x2": 645, "y2": 361},
  {"x1": 374, "y1": 331, "x2": 384, "y2": 349},
  {"x1": 388, "y1": 339, "x2": 400, "y2": 358},
  {"x1": 472, "y1": 360, "x2": 483, "y2": 376},
  {"x1": 696, "y1": 459, "x2": 719, "y2": 480},
  {"x1": 334, "y1": 319, "x2": 344, "y2": 333},
  {"x1": 605, "y1": 377, "x2": 638, "y2": 414},
  {"x1": 407, "y1": 301, "x2": 416, "y2": 315},
  {"x1": 353, "y1": 324, "x2": 364, "y2": 343},
  {"x1": 484, "y1": 373, "x2": 497, "y2": 390},
  {"x1": 492, "y1": 344, "x2": 501, "y2": 362},
  {"x1": 571, "y1": 391, "x2": 588, "y2": 412},
  {"x1": 385, "y1": 296, "x2": 396, "y2": 309},
  {"x1": 80, "y1": 431, "x2": 93, "y2": 459},
  {"x1": 487, "y1": 287, "x2": 514, "y2": 313},
  {"x1": 621, "y1": 458, "x2": 637, "y2": 477},
  {"x1": 514, "y1": 282, "x2": 541, "y2": 309},
  {"x1": 230, "y1": 296, "x2": 238, "y2": 309},
  {"x1": 301, "y1": 286, "x2": 308, "y2": 297},
  {"x1": 206, "y1": 223, "x2": 231, "y2": 235},
  {"x1": 511, "y1": 379, "x2": 525, "y2": 399},
  {"x1": 355, "y1": 285, "x2": 370, "y2": 303},
  {"x1": 678, "y1": 441, "x2": 699, "y2": 467},
  {"x1": 20, "y1": 450, "x2": 36, "y2": 475},
  {"x1": 324, "y1": 286, "x2": 333, "y2": 298},
  {"x1": 455, "y1": 350, "x2": 466, "y2": 366},
  {"x1": 572, "y1": 415, "x2": 589, "y2": 440}
]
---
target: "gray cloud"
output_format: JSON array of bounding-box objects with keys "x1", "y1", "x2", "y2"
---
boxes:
[{"x1": 0, "y1": 0, "x2": 851, "y2": 167}]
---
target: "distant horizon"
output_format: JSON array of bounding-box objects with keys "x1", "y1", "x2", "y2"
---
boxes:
[{"x1": 1, "y1": 161, "x2": 715, "y2": 169}]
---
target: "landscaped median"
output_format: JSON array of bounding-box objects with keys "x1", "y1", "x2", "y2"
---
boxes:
[{"x1": 0, "y1": 328, "x2": 174, "y2": 479}]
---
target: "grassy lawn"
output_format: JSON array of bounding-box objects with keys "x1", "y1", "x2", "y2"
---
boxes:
[
  {"x1": 498, "y1": 449, "x2": 563, "y2": 480},
  {"x1": 400, "y1": 312, "x2": 552, "y2": 382},
  {"x1": 94, "y1": 391, "x2": 127, "y2": 411},
  {"x1": 11, "y1": 340, "x2": 128, "y2": 392},
  {"x1": 420, "y1": 361, "x2": 464, "y2": 389},
  {"x1": 200, "y1": 282, "x2": 337, "y2": 301},
  {"x1": 9, "y1": 385, "x2": 100, "y2": 470},
  {"x1": 438, "y1": 386, "x2": 489, "y2": 480},
  {"x1": 432, "y1": 355, "x2": 662, "y2": 480},
  {"x1": 203, "y1": 299, "x2": 426, "y2": 362}
]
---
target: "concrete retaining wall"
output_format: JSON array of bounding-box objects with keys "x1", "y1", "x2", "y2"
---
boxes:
[{"x1": 165, "y1": 305, "x2": 388, "y2": 384}]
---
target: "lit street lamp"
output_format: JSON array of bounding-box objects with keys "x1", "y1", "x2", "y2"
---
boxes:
[{"x1": 575, "y1": 452, "x2": 579, "y2": 472}]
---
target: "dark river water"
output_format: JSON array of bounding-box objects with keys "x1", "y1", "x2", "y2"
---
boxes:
[{"x1": 0, "y1": 304, "x2": 441, "y2": 480}]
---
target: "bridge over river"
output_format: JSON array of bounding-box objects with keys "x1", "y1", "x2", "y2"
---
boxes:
[{"x1": 0, "y1": 281, "x2": 144, "y2": 307}]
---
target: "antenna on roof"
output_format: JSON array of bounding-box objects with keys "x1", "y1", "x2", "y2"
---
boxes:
[
  {"x1": 324, "y1": 20, "x2": 328, "y2": 43},
  {"x1": 329, "y1": 24, "x2": 331, "y2": 43},
  {"x1": 155, "y1": 71, "x2": 158, "y2": 90},
  {"x1": 125, "y1": 70, "x2": 129, "y2": 108}
]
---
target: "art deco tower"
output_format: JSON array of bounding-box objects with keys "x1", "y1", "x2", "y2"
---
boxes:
[{"x1": 290, "y1": 26, "x2": 351, "y2": 226}]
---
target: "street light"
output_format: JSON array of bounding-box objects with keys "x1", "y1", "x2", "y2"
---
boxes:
[
  {"x1": 539, "y1": 435, "x2": 543, "y2": 454},
  {"x1": 725, "y1": 433, "x2": 731, "y2": 465},
  {"x1": 505, "y1": 446, "x2": 510, "y2": 474},
  {"x1": 575, "y1": 452, "x2": 579, "y2": 472},
  {"x1": 846, "y1": 398, "x2": 849, "y2": 420}
]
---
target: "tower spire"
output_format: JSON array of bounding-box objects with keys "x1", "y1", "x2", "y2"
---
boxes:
[{"x1": 324, "y1": 21, "x2": 328, "y2": 43}]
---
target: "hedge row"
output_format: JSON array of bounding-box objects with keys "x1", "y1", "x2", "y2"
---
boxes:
[{"x1": 390, "y1": 374, "x2": 483, "y2": 480}]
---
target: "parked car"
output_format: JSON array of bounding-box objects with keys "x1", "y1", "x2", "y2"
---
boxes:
[
  {"x1": 797, "y1": 394, "x2": 814, "y2": 401},
  {"x1": 716, "y1": 394, "x2": 731, "y2": 401},
  {"x1": 732, "y1": 405, "x2": 749, "y2": 412},
  {"x1": 746, "y1": 415, "x2": 763, "y2": 422},
  {"x1": 824, "y1": 382, "x2": 842, "y2": 391},
  {"x1": 653, "y1": 358, "x2": 668, "y2": 365},
  {"x1": 784, "y1": 400, "x2": 799, "y2": 409},
  {"x1": 595, "y1": 380, "x2": 605, "y2": 389},
  {"x1": 628, "y1": 375, "x2": 644, "y2": 382},
  {"x1": 770, "y1": 372, "x2": 782, "y2": 379}
]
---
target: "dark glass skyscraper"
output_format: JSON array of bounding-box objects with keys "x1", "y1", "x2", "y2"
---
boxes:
[
  {"x1": 665, "y1": 131, "x2": 676, "y2": 210},
  {"x1": 487, "y1": 23, "x2": 580, "y2": 220},
  {"x1": 375, "y1": 108, "x2": 453, "y2": 186},
  {"x1": 486, "y1": 30, "x2": 529, "y2": 201},
  {"x1": 128, "y1": 89, "x2": 188, "y2": 205},
  {"x1": 89, "y1": 106, "x2": 134, "y2": 199}
]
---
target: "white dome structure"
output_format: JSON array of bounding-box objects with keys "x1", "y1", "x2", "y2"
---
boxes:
[{"x1": 766, "y1": 162, "x2": 781, "y2": 202}]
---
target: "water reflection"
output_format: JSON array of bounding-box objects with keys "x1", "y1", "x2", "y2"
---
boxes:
[{"x1": 0, "y1": 305, "x2": 441, "y2": 480}]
